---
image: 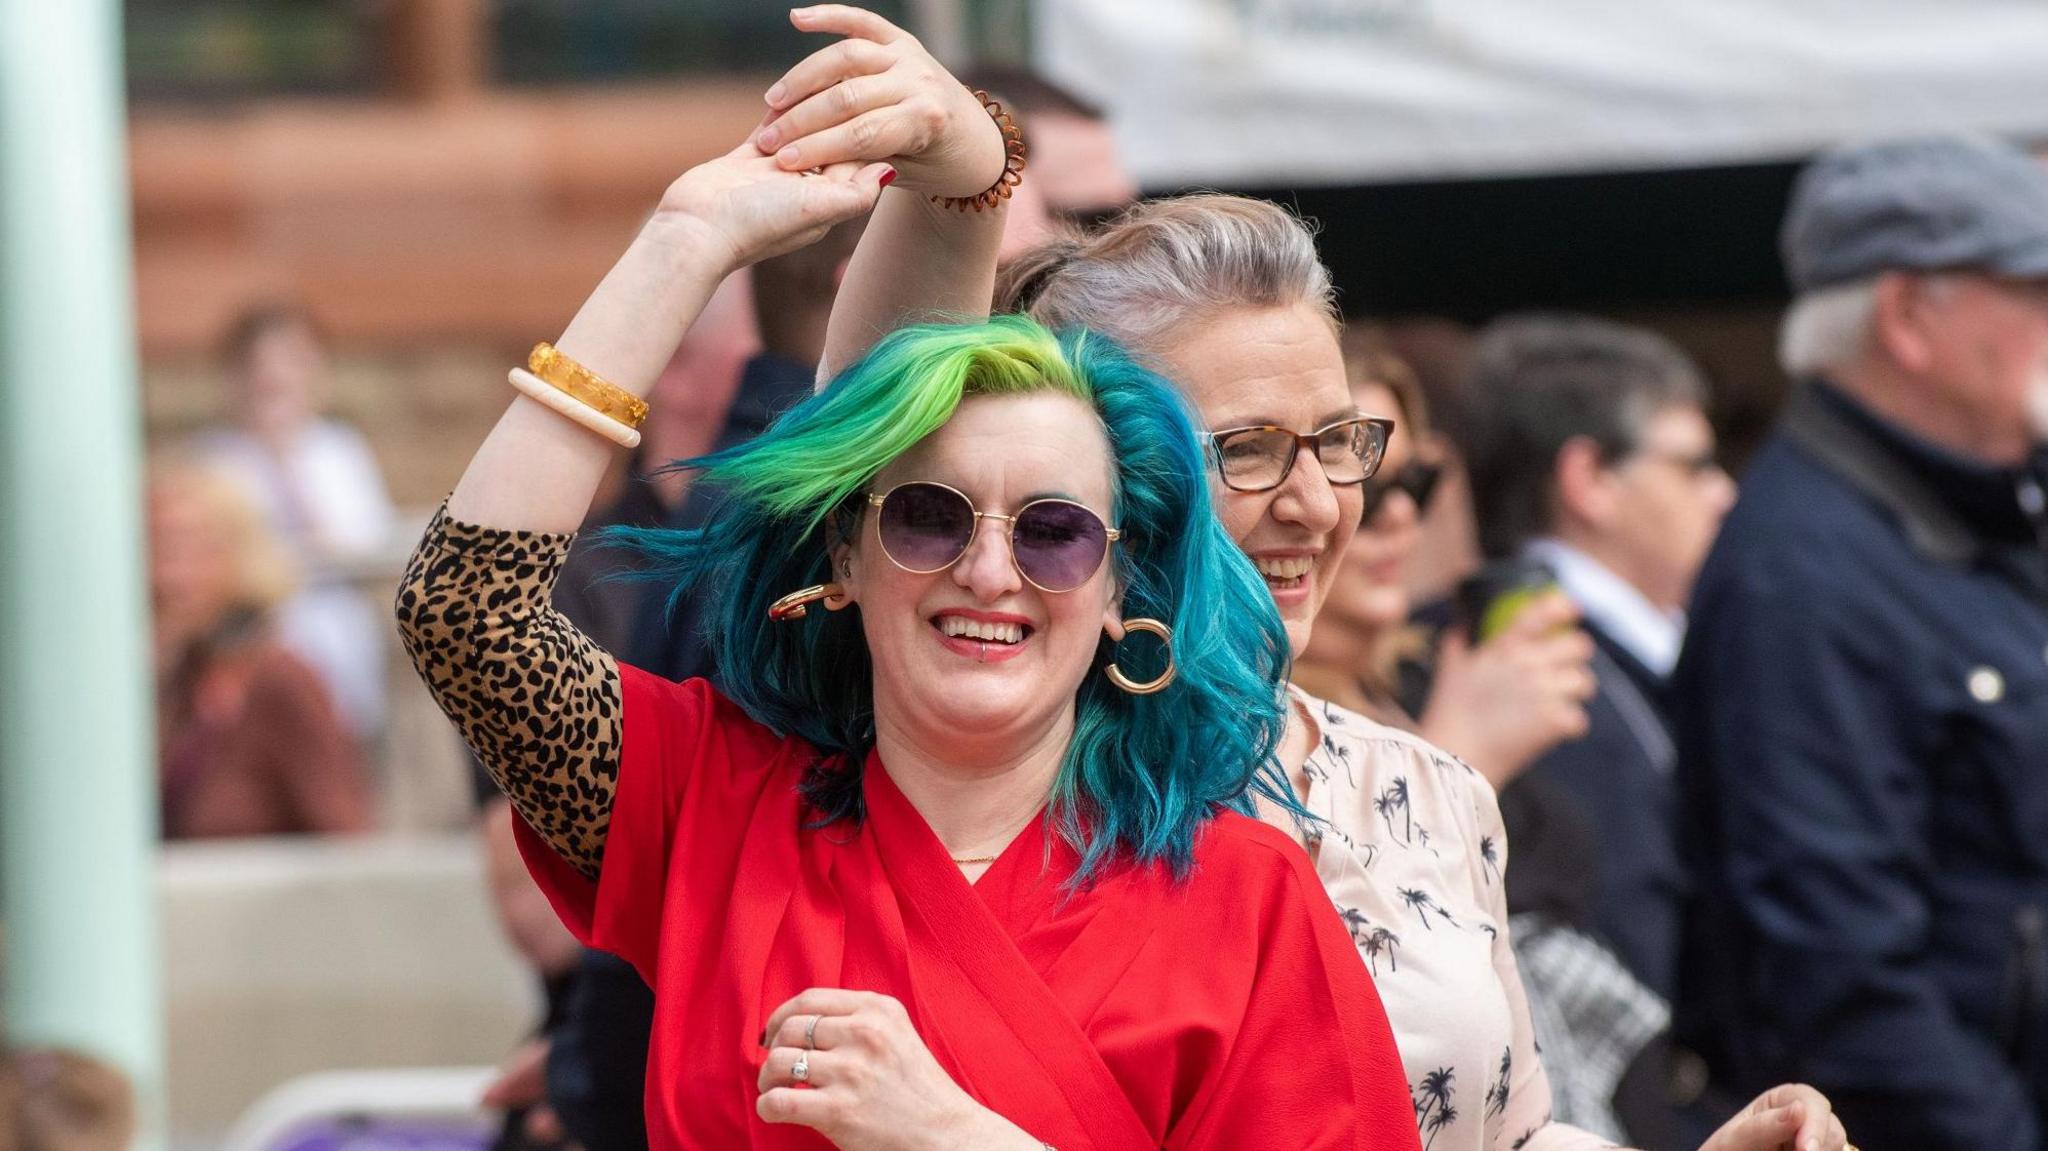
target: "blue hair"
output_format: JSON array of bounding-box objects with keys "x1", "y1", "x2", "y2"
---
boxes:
[{"x1": 608, "y1": 315, "x2": 1293, "y2": 884}]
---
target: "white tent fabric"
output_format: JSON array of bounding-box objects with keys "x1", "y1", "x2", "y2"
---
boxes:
[{"x1": 1035, "y1": 0, "x2": 2048, "y2": 185}]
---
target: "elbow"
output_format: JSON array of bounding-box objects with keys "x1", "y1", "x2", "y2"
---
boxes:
[{"x1": 392, "y1": 553, "x2": 467, "y2": 676}]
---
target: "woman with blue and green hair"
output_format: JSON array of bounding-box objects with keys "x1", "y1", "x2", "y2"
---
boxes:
[{"x1": 395, "y1": 127, "x2": 1417, "y2": 1147}]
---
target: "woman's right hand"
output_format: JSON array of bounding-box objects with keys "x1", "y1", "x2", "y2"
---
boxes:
[
  {"x1": 652, "y1": 138, "x2": 894, "y2": 278},
  {"x1": 1698, "y1": 1083, "x2": 1847, "y2": 1151},
  {"x1": 1418, "y1": 590, "x2": 1596, "y2": 788},
  {"x1": 751, "y1": 6, "x2": 1008, "y2": 200}
]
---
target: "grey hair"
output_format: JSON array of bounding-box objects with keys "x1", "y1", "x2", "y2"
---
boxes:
[
  {"x1": 994, "y1": 193, "x2": 1339, "y2": 366},
  {"x1": 1779, "y1": 277, "x2": 1879, "y2": 376}
]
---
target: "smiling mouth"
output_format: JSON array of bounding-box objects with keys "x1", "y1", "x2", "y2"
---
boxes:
[
  {"x1": 937, "y1": 616, "x2": 1027, "y2": 643},
  {"x1": 1253, "y1": 554, "x2": 1317, "y2": 590},
  {"x1": 931, "y1": 614, "x2": 1035, "y2": 662}
]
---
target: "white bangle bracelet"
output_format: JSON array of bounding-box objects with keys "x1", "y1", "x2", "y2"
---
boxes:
[{"x1": 508, "y1": 366, "x2": 642, "y2": 449}]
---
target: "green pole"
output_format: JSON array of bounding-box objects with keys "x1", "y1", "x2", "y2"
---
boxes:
[{"x1": 0, "y1": 0, "x2": 163, "y2": 1145}]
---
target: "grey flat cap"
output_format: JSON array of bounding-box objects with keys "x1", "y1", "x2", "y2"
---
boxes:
[{"x1": 1782, "y1": 133, "x2": 2048, "y2": 291}]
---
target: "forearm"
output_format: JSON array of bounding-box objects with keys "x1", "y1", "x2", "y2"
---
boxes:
[
  {"x1": 819, "y1": 188, "x2": 1004, "y2": 381},
  {"x1": 450, "y1": 214, "x2": 733, "y2": 533}
]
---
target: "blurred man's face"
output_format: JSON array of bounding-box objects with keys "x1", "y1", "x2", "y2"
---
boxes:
[
  {"x1": 1031, "y1": 111, "x2": 1137, "y2": 216},
  {"x1": 1905, "y1": 274, "x2": 2048, "y2": 448},
  {"x1": 1000, "y1": 111, "x2": 1138, "y2": 261},
  {"x1": 1604, "y1": 405, "x2": 1737, "y2": 611},
  {"x1": 236, "y1": 319, "x2": 328, "y2": 442}
]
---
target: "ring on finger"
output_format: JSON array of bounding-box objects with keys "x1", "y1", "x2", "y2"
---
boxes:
[
  {"x1": 804, "y1": 1014, "x2": 821, "y2": 1049},
  {"x1": 791, "y1": 1051, "x2": 811, "y2": 1083}
]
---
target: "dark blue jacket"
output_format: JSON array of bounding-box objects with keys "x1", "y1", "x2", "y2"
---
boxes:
[
  {"x1": 1524, "y1": 620, "x2": 1688, "y2": 1002},
  {"x1": 1674, "y1": 381, "x2": 2048, "y2": 1151}
]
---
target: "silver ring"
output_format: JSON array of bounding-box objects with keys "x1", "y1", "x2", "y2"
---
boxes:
[
  {"x1": 804, "y1": 1014, "x2": 820, "y2": 1049},
  {"x1": 791, "y1": 1052, "x2": 810, "y2": 1083}
]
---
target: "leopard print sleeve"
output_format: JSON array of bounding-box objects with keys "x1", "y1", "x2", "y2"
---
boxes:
[{"x1": 395, "y1": 503, "x2": 620, "y2": 879}]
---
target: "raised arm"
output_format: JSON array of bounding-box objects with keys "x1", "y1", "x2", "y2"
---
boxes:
[
  {"x1": 744, "y1": 6, "x2": 1010, "y2": 380},
  {"x1": 450, "y1": 140, "x2": 889, "y2": 533},
  {"x1": 398, "y1": 141, "x2": 889, "y2": 876}
]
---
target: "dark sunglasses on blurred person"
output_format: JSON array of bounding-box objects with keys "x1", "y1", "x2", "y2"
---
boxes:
[
  {"x1": 1360, "y1": 459, "x2": 1445, "y2": 524},
  {"x1": 1209, "y1": 416, "x2": 1395, "y2": 493}
]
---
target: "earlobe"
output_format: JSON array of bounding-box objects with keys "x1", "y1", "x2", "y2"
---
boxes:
[
  {"x1": 1102, "y1": 580, "x2": 1126, "y2": 640},
  {"x1": 1874, "y1": 273, "x2": 1935, "y2": 372},
  {"x1": 1554, "y1": 436, "x2": 1611, "y2": 526}
]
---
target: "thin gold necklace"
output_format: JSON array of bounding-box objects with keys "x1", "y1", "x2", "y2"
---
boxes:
[{"x1": 950, "y1": 855, "x2": 998, "y2": 866}]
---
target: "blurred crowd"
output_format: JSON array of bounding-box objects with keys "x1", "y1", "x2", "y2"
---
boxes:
[{"x1": 130, "y1": 59, "x2": 2048, "y2": 1151}]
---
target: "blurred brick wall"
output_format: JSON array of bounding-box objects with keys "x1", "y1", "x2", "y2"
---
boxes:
[{"x1": 132, "y1": 80, "x2": 767, "y2": 504}]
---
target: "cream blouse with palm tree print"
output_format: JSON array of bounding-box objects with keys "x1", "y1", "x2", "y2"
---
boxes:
[{"x1": 1286, "y1": 687, "x2": 1618, "y2": 1151}]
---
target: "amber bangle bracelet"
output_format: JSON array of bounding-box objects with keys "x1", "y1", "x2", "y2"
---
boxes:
[{"x1": 528, "y1": 342, "x2": 649, "y2": 429}]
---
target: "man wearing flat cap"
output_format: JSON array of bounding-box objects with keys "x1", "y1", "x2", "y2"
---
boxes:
[{"x1": 1674, "y1": 133, "x2": 2048, "y2": 1150}]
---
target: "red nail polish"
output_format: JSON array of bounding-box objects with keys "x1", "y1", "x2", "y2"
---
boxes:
[{"x1": 879, "y1": 169, "x2": 898, "y2": 189}]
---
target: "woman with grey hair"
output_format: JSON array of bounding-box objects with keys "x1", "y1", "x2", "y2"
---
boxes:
[{"x1": 745, "y1": 7, "x2": 1853, "y2": 1150}]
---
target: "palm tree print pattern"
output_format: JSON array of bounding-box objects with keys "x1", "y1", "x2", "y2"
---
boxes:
[
  {"x1": 1398, "y1": 886, "x2": 1459, "y2": 930},
  {"x1": 1322, "y1": 732, "x2": 1358, "y2": 787},
  {"x1": 1292, "y1": 690, "x2": 1574, "y2": 1149},
  {"x1": 1363, "y1": 925, "x2": 1401, "y2": 975},
  {"x1": 1412, "y1": 1067, "x2": 1456, "y2": 1151},
  {"x1": 1485, "y1": 1046, "x2": 1511, "y2": 1119}
]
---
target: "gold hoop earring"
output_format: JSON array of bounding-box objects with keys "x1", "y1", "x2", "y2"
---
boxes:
[
  {"x1": 1105, "y1": 617, "x2": 1175, "y2": 694},
  {"x1": 768, "y1": 582, "x2": 846, "y2": 621}
]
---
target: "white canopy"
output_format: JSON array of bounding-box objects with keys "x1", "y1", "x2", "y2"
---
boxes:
[{"x1": 1034, "y1": 0, "x2": 2048, "y2": 186}]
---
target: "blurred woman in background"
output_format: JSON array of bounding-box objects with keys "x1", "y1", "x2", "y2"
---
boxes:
[
  {"x1": 1295, "y1": 329, "x2": 1595, "y2": 792},
  {"x1": 150, "y1": 456, "x2": 373, "y2": 839}
]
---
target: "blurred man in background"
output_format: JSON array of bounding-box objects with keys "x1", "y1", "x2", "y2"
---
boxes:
[
  {"x1": 1677, "y1": 133, "x2": 2048, "y2": 1150},
  {"x1": 548, "y1": 271, "x2": 761, "y2": 653},
  {"x1": 1464, "y1": 313, "x2": 1736, "y2": 1004}
]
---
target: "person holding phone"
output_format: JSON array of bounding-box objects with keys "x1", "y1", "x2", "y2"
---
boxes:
[
  {"x1": 1461, "y1": 314, "x2": 1737, "y2": 1006},
  {"x1": 1297, "y1": 330, "x2": 1598, "y2": 794}
]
